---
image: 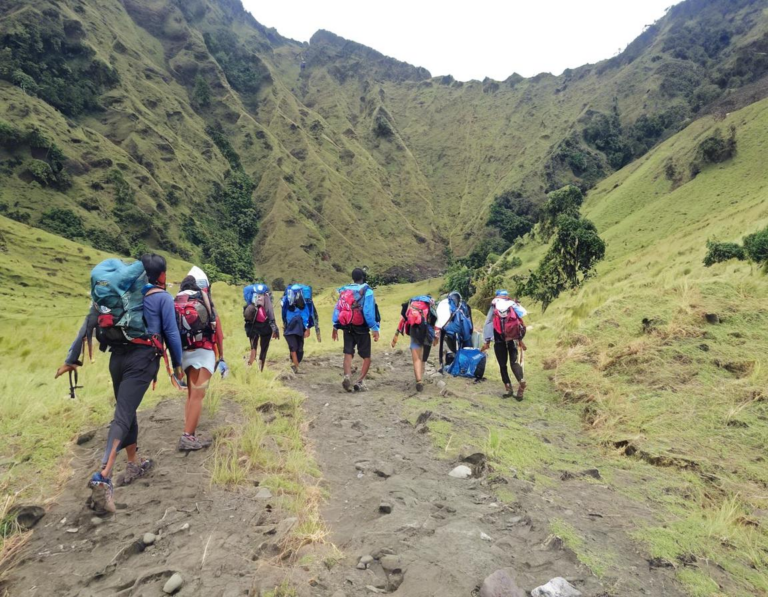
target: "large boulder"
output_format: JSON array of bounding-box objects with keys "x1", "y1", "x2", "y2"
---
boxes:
[
  {"x1": 479, "y1": 569, "x2": 525, "y2": 597},
  {"x1": 531, "y1": 577, "x2": 582, "y2": 597}
]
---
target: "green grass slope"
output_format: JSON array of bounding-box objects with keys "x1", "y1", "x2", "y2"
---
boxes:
[{"x1": 496, "y1": 96, "x2": 768, "y2": 596}]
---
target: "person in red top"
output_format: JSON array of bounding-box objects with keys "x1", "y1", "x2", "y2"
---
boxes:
[{"x1": 176, "y1": 270, "x2": 224, "y2": 451}]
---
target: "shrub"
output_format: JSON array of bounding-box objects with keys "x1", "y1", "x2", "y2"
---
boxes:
[
  {"x1": 192, "y1": 74, "x2": 211, "y2": 109},
  {"x1": 206, "y1": 125, "x2": 242, "y2": 170},
  {"x1": 39, "y1": 208, "x2": 84, "y2": 239},
  {"x1": 373, "y1": 114, "x2": 394, "y2": 139},
  {"x1": 272, "y1": 278, "x2": 286, "y2": 291},
  {"x1": 25, "y1": 159, "x2": 55, "y2": 186},
  {"x1": 743, "y1": 227, "x2": 768, "y2": 265},
  {"x1": 441, "y1": 264, "x2": 474, "y2": 299},
  {"x1": 703, "y1": 240, "x2": 746, "y2": 266},
  {"x1": 697, "y1": 127, "x2": 737, "y2": 165},
  {"x1": 0, "y1": 120, "x2": 23, "y2": 147},
  {"x1": 487, "y1": 190, "x2": 538, "y2": 244}
]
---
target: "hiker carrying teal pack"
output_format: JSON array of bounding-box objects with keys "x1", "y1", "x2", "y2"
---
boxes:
[
  {"x1": 392, "y1": 294, "x2": 437, "y2": 392},
  {"x1": 243, "y1": 282, "x2": 279, "y2": 371},
  {"x1": 55, "y1": 254, "x2": 184, "y2": 514},
  {"x1": 175, "y1": 267, "x2": 224, "y2": 451},
  {"x1": 332, "y1": 268, "x2": 380, "y2": 392},
  {"x1": 482, "y1": 290, "x2": 528, "y2": 400},
  {"x1": 281, "y1": 283, "x2": 320, "y2": 373}
]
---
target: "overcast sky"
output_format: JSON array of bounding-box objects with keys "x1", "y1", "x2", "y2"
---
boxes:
[{"x1": 241, "y1": 0, "x2": 678, "y2": 81}]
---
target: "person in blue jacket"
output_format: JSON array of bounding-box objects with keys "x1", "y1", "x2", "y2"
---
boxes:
[
  {"x1": 332, "y1": 268, "x2": 380, "y2": 392},
  {"x1": 55, "y1": 254, "x2": 183, "y2": 514},
  {"x1": 281, "y1": 284, "x2": 320, "y2": 373}
]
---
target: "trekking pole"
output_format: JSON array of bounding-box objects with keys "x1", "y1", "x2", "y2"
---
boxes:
[{"x1": 68, "y1": 369, "x2": 82, "y2": 399}]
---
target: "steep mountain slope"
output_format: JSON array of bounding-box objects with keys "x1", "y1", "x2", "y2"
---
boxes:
[
  {"x1": 1, "y1": 0, "x2": 767, "y2": 283},
  {"x1": 494, "y1": 95, "x2": 768, "y2": 596}
]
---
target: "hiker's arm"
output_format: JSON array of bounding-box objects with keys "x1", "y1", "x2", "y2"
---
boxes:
[
  {"x1": 214, "y1": 315, "x2": 224, "y2": 359},
  {"x1": 159, "y1": 294, "x2": 183, "y2": 368},
  {"x1": 58, "y1": 308, "x2": 97, "y2": 375},
  {"x1": 363, "y1": 288, "x2": 379, "y2": 331},
  {"x1": 483, "y1": 307, "x2": 494, "y2": 344},
  {"x1": 281, "y1": 299, "x2": 288, "y2": 328}
]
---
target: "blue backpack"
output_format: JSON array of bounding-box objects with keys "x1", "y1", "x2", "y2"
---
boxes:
[
  {"x1": 283, "y1": 284, "x2": 315, "y2": 327},
  {"x1": 442, "y1": 294, "x2": 473, "y2": 348},
  {"x1": 445, "y1": 348, "x2": 486, "y2": 380},
  {"x1": 244, "y1": 283, "x2": 270, "y2": 305},
  {"x1": 90, "y1": 259, "x2": 153, "y2": 346}
]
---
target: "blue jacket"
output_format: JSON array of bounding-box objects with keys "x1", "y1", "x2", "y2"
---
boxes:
[{"x1": 332, "y1": 283, "x2": 379, "y2": 332}]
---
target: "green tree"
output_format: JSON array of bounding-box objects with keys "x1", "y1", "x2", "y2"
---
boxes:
[
  {"x1": 515, "y1": 215, "x2": 605, "y2": 312},
  {"x1": 540, "y1": 185, "x2": 584, "y2": 238}
]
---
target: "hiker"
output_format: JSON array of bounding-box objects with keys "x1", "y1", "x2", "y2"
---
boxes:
[
  {"x1": 392, "y1": 294, "x2": 437, "y2": 392},
  {"x1": 482, "y1": 290, "x2": 527, "y2": 399},
  {"x1": 175, "y1": 267, "x2": 223, "y2": 451},
  {"x1": 332, "y1": 268, "x2": 380, "y2": 392},
  {"x1": 243, "y1": 282, "x2": 279, "y2": 371},
  {"x1": 55, "y1": 254, "x2": 183, "y2": 514},
  {"x1": 435, "y1": 291, "x2": 474, "y2": 369},
  {"x1": 281, "y1": 283, "x2": 320, "y2": 373}
]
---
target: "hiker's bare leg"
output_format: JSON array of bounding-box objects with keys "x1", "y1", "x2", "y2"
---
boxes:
[
  {"x1": 291, "y1": 352, "x2": 300, "y2": 368},
  {"x1": 343, "y1": 353, "x2": 353, "y2": 377},
  {"x1": 125, "y1": 444, "x2": 138, "y2": 464},
  {"x1": 358, "y1": 357, "x2": 372, "y2": 382},
  {"x1": 184, "y1": 367, "x2": 211, "y2": 435},
  {"x1": 411, "y1": 348, "x2": 422, "y2": 382},
  {"x1": 248, "y1": 347, "x2": 257, "y2": 366}
]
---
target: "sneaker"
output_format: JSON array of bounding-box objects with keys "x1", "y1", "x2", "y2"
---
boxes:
[
  {"x1": 516, "y1": 381, "x2": 527, "y2": 401},
  {"x1": 353, "y1": 380, "x2": 369, "y2": 392},
  {"x1": 88, "y1": 473, "x2": 115, "y2": 514},
  {"x1": 116, "y1": 458, "x2": 154, "y2": 487},
  {"x1": 342, "y1": 375, "x2": 353, "y2": 393},
  {"x1": 291, "y1": 364, "x2": 299, "y2": 375},
  {"x1": 178, "y1": 434, "x2": 212, "y2": 451},
  {"x1": 416, "y1": 381, "x2": 424, "y2": 392}
]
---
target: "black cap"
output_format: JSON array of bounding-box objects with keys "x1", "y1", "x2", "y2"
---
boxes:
[
  {"x1": 141, "y1": 253, "x2": 167, "y2": 284},
  {"x1": 351, "y1": 267, "x2": 366, "y2": 283}
]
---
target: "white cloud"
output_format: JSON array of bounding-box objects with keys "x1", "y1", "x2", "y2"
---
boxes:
[{"x1": 242, "y1": 0, "x2": 677, "y2": 81}]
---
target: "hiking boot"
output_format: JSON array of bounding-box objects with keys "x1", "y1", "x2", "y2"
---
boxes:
[
  {"x1": 116, "y1": 458, "x2": 154, "y2": 487},
  {"x1": 88, "y1": 473, "x2": 115, "y2": 514},
  {"x1": 353, "y1": 380, "x2": 369, "y2": 392},
  {"x1": 342, "y1": 375, "x2": 353, "y2": 393},
  {"x1": 516, "y1": 381, "x2": 527, "y2": 401},
  {"x1": 178, "y1": 434, "x2": 212, "y2": 451},
  {"x1": 502, "y1": 383, "x2": 514, "y2": 399},
  {"x1": 416, "y1": 381, "x2": 424, "y2": 392},
  {"x1": 291, "y1": 364, "x2": 299, "y2": 375}
]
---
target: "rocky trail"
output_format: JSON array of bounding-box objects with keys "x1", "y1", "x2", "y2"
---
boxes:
[{"x1": 6, "y1": 351, "x2": 685, "y2": 596}]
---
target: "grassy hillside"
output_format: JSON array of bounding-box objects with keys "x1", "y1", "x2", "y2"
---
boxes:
[
  {"x1": 2, "y1": 0, "x2": 767, "y2": 283},
  {"x1": 489, "y1": 95, "x2": 768, "y2": 596}
]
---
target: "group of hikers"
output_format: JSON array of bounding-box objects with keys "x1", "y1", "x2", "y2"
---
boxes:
[{"x1": 55, "y1": 257, "x2": 528, "y2": 515}]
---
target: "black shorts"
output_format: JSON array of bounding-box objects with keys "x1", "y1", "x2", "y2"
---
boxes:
[
  {"x1": 343, "y1": 328, "x2": 371, "y2": 359},
  {"x1": 285, "y1": 334, "x2": 304, "y2": 355}
]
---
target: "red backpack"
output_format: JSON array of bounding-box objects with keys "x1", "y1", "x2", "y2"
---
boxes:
[
  {"x1": 175, "y1": 291, "x2": 214, "y2": 349},
  {"x1": 493, "y1": 302, "x2": 526, "y2": 341},
  {"x1": 336, "y1": 285, "x2": 368, "y2": 327},
  {"x1": 406, "y1": 300, "x2": 430, "y2": 329}
]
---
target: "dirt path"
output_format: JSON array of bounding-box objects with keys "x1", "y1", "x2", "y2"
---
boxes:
[
  {"x1": 7, "y1": 399, "x2": 286, "y2": 597},
  {"x1": 6, "y1": 352, "x2": 685, "y2": 596},
  {"x1": 292, "y1": 351, "x2": 685, "y2": 596}
]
